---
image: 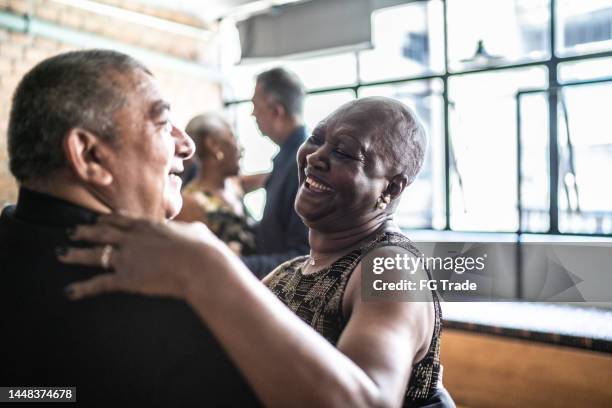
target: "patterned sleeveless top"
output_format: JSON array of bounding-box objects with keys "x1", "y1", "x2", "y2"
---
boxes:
[
  {"x1": 265, "y1": 231, "x2": 442, "y2": 405},
  {"x1": 182, "y1": 184, "x2": 257, "y2": 256}
]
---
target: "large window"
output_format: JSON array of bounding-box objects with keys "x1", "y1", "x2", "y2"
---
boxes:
[
  {"x1": 224, "y1": 0, "x2": 612, "y2": 236},
  {"x1": 359, "y1": 0, "x2": 445, "y2": 81},
  {"x1": 448, "y1": 67, "x2": 548, "y2": 232},
  {"x1": 518, "y1": 91, "x2": 550, "y2": 233},
  {"x1": 557, "y1": 81, "x2": 612, "y2": 234},
  {"x1": 447, "y1": 0, "x2": 550, "y2": 70},
  {"x1": 556, "y1": 0, "x2": 612, "y2": 56}
]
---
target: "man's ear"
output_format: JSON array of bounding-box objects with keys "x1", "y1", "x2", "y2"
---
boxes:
[
  {"x1": 384, "y1": 174, "x2": 409, "y2": 201},
  {"x1": 63, "y1": 128, "x2": 113, "y2": 186},
  {"x1": 273, "y1": 103, "x2": 286, "y2": 119}
]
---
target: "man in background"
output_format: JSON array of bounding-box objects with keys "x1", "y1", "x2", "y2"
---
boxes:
[
  {"x1": 243, "y1": 67, "x2": 310, "y2": 278},
  {"x1": 0, "y1": 50, "x2": 259, "y2": 406}
]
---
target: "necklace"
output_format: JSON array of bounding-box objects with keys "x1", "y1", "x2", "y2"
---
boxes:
[{"x1": 307, "y1": 252, "x2": 336, "y2": 266}]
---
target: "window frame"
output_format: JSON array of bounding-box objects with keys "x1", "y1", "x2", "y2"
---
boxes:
[{"x1": 224, "y1": 0, "x2": 612, "y2": 239}]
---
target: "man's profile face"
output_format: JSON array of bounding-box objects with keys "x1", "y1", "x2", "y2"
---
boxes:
[
  {"x1": 106, "y1": 70, "x2": 194, "y2": 220},
  {"x1": 251, "y1": 82, "x2": 277, "y2": 139}
]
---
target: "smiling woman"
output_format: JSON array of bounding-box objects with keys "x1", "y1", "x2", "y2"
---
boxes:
[{"x1": 59, "y1": 97, "x2": 455, "y2": 408}]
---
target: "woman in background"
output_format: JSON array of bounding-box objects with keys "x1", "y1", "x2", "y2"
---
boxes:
[{"x1": 176, "y1": 113, "x2": 261, "y2": 255}]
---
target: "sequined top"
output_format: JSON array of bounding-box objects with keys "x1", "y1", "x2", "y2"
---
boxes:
[
  {"x1": 265, "y1": 231, "x2": 442, "y2": 405},
  {"x1": 183, "y1": 184, "x2": 257, "y2": 256}
]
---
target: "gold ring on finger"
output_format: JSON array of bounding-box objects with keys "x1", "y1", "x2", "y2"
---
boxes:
[{"x1": 100, "y1": 244, "x2": 113, "y2": 269}]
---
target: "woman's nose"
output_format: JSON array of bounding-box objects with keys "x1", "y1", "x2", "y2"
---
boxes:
[{"x1": 306, "y1": 146, "x2": 329, "y2": 171}]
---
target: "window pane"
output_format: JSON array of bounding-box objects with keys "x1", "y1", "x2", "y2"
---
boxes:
[
  {"x1": 519, "y1": 92, "x2": 550, "y2": 232},
  {"x1": 224, "y1": 54, "x2": 357, "y2": 102},
  {"x1": 558, "y1": 56, "x2": 612, "y2": 83},
  {"x1": 223, "y1": 61, "x2": 279, "y2": 102},
  {"x1": 558, "y1": 82, "x2": 612, "y2": 234},
  {"x1": 557, "y1": 59, "x2": 612, "y2": 234},
  {"x1": 226, "y1": 102, "x2": 278, "y2": 220},
  {"x1": 557, "y1": 0, "x2": 612, "y2": 57},
  {"x1": 284, "y1": 53, "x2": 357, "y2": 90},
  {"x1": 303, "y1": 91, "x2": 355, "y2": 130},
  {"x1": 226, "y1": 102, "x2": 277, "y2": 174},
  {"x1": 448, "y1": 67, "x2": 548, "y2": 232},
  {"x1": 359, "y1": 1, "x2": 445, "y2": 82},
  {"x1": 358, "y1": 80, "x2": 445, "y2": 230},
  {"x1": 447, "y1": 0, "x2": 550, "y2": 71}
]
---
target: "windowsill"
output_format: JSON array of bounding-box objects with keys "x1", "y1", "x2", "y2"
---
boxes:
[
  {"x1": 441, "y1": 302, "x2": 612, "y2": 353},
  {"x1": 403, "y1": 228, "x2": 612, "y2": 242}
]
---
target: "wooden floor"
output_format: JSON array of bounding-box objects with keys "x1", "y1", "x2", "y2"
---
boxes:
[{"x1": 440, "y1": 329, "x2": 612, "y2": 408}]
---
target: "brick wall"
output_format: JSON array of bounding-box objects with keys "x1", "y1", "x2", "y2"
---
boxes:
[{"x1": 0, "y1": 0, "x2": 222, "y2": 205}]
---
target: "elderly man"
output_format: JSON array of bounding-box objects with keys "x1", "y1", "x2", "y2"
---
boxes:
[
  {"x1": 0, "y1": 50, "x2": 259, "y2": 406},
  {"x1": 242, "y1": 67, "x2": 310, "y2": 278}
]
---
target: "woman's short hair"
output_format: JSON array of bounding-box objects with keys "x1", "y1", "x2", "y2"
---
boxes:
[{"x1": 185, "y1": 113, "x2": 231, "y2": 159}]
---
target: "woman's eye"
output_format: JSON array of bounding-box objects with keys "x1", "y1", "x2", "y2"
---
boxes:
[
  {"x1": 334, "y1": 149, "x2": 354, "y2": 159},
  {"x1": 308, "y1": 135, "x2": 323, "y2": 145}
]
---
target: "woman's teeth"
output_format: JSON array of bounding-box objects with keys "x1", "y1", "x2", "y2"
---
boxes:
[{"x1": 305, "y1": 176, "x2": 332, "y2": 192}]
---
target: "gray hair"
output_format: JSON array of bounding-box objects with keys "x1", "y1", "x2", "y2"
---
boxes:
[
  {"x1": 8, "y1": 49, "x2": 150, "y2": 182},
  {"x1": 256, "y1": 67, "x2": 305, "y2": 118}
]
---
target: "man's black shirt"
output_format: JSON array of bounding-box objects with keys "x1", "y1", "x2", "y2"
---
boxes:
[{"x1": 0, "y1": 188, "x2": 260, "y2": 407}]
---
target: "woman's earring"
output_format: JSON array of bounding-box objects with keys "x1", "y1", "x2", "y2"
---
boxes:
[
  {"x1": 215, "y1": 151, "x2": 225, "y2": 161},
  {"x1": 376, "y1": 194, "x2": 391, "y2": 210}
]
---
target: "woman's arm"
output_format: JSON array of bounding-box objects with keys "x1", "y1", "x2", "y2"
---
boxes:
[
  {"x1": 238, "y1": 172, "x2": 270, "y2": 194},
  {"x1": 184, "y1": 243, "x2": 432, "y2": 408},
  {"x1": 61, "y1": 219, "x2": 431, "y2": 408},
  {"x1": 186, "y1": 244, "x2": 384, "y2": 407}
]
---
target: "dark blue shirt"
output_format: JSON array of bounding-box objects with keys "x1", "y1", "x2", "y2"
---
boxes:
[{"x1": 243, "y1": 126, "x2": 310, "y2": 278}]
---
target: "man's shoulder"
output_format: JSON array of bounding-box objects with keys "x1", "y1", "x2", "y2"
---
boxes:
[
  {"x1": 1, "y1": 257, "x2": 259, "y2": 405},
  {"x1": 0, "y1": 206, "x2": 12, "y2": 249},
  {"x1": 1, "y1": 206, "x2": 258, "y2": 405},
  {"x1": 1, "y1": 203, "x2": 52, "y2": 236},
  {"x1": 0, "y1": 203, "x2": 16, "y2": 229},
  {"x1": 0, "y1": 204, "x2": 67, "y2": 263}
]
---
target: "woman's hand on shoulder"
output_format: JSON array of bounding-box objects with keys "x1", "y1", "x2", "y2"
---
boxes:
[{"x1": 58, "y1": 213, "x2": 225, "y2": 300}]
